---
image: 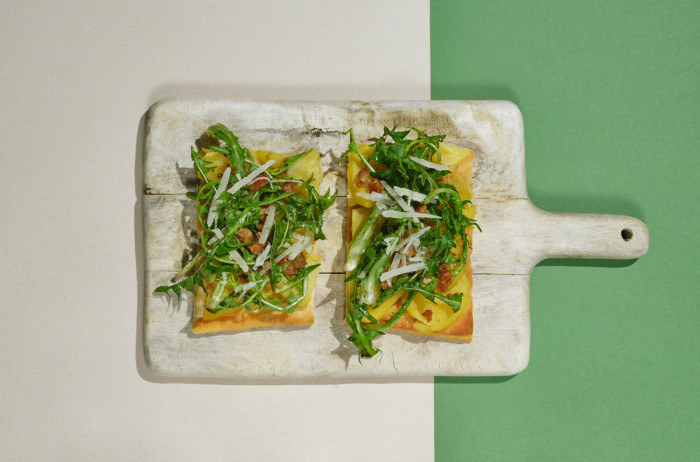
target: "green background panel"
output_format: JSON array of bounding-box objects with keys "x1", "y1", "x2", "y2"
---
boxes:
[{"x1": 432, "y1": 0, "x2": 699, "y2": 460}]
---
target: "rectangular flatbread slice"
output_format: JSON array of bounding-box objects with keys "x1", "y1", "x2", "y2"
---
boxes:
[
  {"x1": 192, "y1": 148, "x2": 325, "y2": 334},
  {"x1": 346, "y1": 139, "x2": 476, "y2": 343},
  {"x1": 155, "y1": 123, "x2": 335, "y2": 335}
]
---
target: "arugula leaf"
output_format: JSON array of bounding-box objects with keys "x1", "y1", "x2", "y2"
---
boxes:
[
  {"x1": 269, "y1": 149, "x2": 313, "y2": 176},
  {"x1": 340, "y1": 128, "x2": 375, "y2": 172},
  {"x1": 203, "y1": 123, "x2": 254, "y2": 175}
]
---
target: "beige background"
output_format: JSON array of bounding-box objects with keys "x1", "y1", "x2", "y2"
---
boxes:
[{"x1": 0, "y1": 1, "x2": 433, "y2": 460}]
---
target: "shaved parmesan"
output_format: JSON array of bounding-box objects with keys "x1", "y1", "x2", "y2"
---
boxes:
[
  {"x1": 228, "y1": 250, "x2": 249, "y2": 273},
  {"x1": 226, "y1": 160, "x2": 275, "y2": 196},
  {"x1": 206, "y1": 199, "x2": 223, "y2": 227},
  {"x1": 381, "y1": 210, "x2": 441, "y2": 220},
  {"x1": 394, "y1": 186, "x2": 427, "y2": 203},
  {"x1": 383, "y1": 236, "x2": 399, "y2": 254},
  {"x1": 396, "y1": 226, "x2": 431, "y2": 252},
  {"x1": 259, "y1": 261, "x2": 271, "y2": 276},
  {"x1": 409, "y1": 156, "x2": 450, "y2": 171},
  {"x1": 356, "y1": 191, "x2": 393, "y2": 205},
  {"x1": 380, "y1": 181, "x2": 413, "y2": 214},
  {"x1": 288, "y1": 239, "x2": 306, "y2": 261},
  {"x1": 390, "y1": 253, "x2": 402, "y2": 271},
  {"x1": 258, "y1": 205, "x2": 276, "y2": 244},
  {"x1": 274, "y1": 229, "x2": 309, "y2": 263},
  {"x1": 234, "y1": 280, "x2": 263, "y2": 294},
  {"x1": 212, "y1": 228, "x2": 224, "y2": 240},
  {"x1": 409, "y1": 247, "x2": 429, "y2": 262},
  {"x1": 386, "y1": 253, "x2": 402, "y2": 288},
  {"x1": 213, "y1": 167, "x2": 231, "y2": 199},
  {"x1": 380, "y1": 262, "x2": 427, "y2": 283},
  {"x1": 253, "y1": 243, "x2": 271, "y2": 268}
]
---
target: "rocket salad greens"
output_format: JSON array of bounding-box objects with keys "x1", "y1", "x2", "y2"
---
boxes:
[
  {"x1": 343, "y1": 127, "x2": 479, "y2": 358},
  {"x1": 156, "y1": 123, "x2": 337, "y2": 315}
]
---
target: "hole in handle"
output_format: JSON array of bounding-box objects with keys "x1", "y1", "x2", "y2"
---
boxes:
[{"x1": 621, "y1": 228, "x2": 633, "y2": 241}]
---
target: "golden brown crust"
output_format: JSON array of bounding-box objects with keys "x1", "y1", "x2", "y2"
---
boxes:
[
  {"x1": 346, "y1": 144, "x2": 475, "y2": 340},
  {"x1": 192, "y1": 285, "x2": 315, "y2": 334}
]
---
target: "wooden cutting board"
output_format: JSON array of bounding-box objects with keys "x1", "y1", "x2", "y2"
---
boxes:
[{"x1": 143, "y1": 100, "x2": 648, "y2": 378}]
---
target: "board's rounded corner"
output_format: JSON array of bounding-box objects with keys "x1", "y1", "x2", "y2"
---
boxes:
[
  {"x1": 145, "y1": 98, "x2": 176, "y2": 120},
  {"x1": 499, "y1": 100, "x2": 524, "y2": 122},
  {"x1": 138, "y1": 344, "x2": 173, "y2": 381},
  {"x1": 509, "y1": 351, "x2": 530, "y2": 375}
]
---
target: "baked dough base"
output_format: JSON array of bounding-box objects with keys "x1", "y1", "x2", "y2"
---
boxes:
[
  {"x1": 192, "y1": 285, "x2": 316, "y2": 334},
  {"x1": 191, "y1": 149, "x2": 323, "y2": 334},
  {"x1": 346, "y1": 142, "x2": 475, "y2": 340}
]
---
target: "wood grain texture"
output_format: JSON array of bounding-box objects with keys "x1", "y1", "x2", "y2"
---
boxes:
[{"x1": 143, "y1": 100, "x2": 648, "y2": 378}]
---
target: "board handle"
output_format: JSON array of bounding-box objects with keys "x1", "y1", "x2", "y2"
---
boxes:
[{"x1": 530, "y1": 207, "x2": 649, "y2": 263}]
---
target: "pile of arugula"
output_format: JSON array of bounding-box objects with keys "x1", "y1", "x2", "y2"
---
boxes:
[
  {"x1": 156, "y1": 123, "x2": 337, "y2": 314},
  {"x1": 343, "y1": 127, "x2": 479, "y2": 357}
]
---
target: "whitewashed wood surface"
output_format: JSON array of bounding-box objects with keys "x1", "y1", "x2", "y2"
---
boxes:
[{"x1": 143, "y1": 100, "x2": 649, "y2": 378}]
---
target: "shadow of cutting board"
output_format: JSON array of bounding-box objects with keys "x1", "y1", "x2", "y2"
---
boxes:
[{"x1": 143, "y1": 100, "x2": 648, "y2": 378}]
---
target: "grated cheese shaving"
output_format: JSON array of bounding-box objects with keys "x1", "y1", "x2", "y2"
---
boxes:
[
  {"x1": 380, "y1": 181, "x2": 414, "y2": 214},
  {"x1": 386, "y1": 253, "x2": 402, "y2": 288},
  {"x1": 253, "y1": 243, "x2": 271, "y2": 269},
  {"x1": 274, "y1": 229, "x2": 309, "y2": 263},
  {"x1": 379, "y1": 262, "x2": 427, "y2": 283},
  {"x1": 234, "y1": 280, "x2": 263, "y2": 295},
  {"x1": 409, "y1": 156, "x2": 450, "y2": 171},
  {"x1": 396, "y1": 226, "x2": 431, "y2": 253},
  {"x1": 356, "y1": 191, "x2": 393, "y2": 205},
  {"x1": 257, "y1": 205, "x2": 276, "y2": 244},
  {"x1": 409, "y1": 247, "x2": 429, "y2": 262},
  {"x1": 226, "y1": 160, "x2": 275, "y2": 196},
  {"x1": 228, "y1": 249, "x2": 249, "y2": 273},
  {"x1": 206, "y1": 199, "x2": 224, "y2": 227},
  {"x1": 390, "y1": 252, "x2": 402, "y2": 271},
  {"x1": 213, "y1": 167, "x2": 231, "y2": 199},
  {"x1": 288, "y1": 237, "x2": 307, "y2": 261},
  {"x1": 212, "y1": 228, "x2": 224, "y2": 240},
  {"x1": 383, "y1": 236, "x2": 399, "y2": 254},
  {"x1": 393, "y1": 186, "x2": 427, "y2": 203},
  {"x1": 381, "y1": 210, "x2": 442, "y2": 220}
]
